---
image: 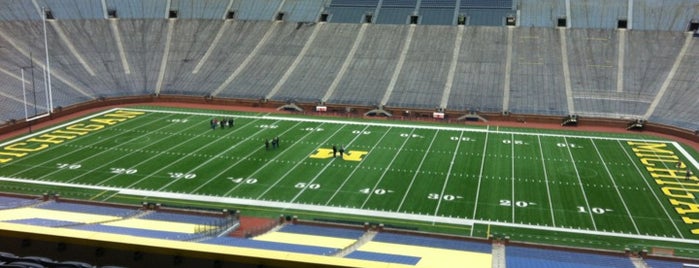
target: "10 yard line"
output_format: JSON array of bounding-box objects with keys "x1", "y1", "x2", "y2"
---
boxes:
[
  {"x1": 564, "y1": 137, "x2": 597, "y2": 230},
  {"x1": 590, "y1": 139, "x2": 640, "y2": 234}
]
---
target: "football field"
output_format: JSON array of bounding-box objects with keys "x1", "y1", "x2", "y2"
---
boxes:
[{"x1": 1, "y1": 106, "x2": 698, "y2": 247}]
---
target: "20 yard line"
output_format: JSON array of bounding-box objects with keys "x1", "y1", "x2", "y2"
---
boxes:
[
  {"x1": 432, "y1": 130, "x2": 464, "y2": 221},
  {"x1": 618, "y1": 140, "x2": 684, "y2": 238},
  {"x1": 590, "y1": 138, "x2": 640, "y2": 234},
  {"x1": 537, "y1": 135, "x2": 556, "y2": 227},
  {"x1": 396, "y1": 130, "x2": 439, "y2": 211},
  {"x1": 564, "y1": 137, "x2": 597, "y2": 230},
  {"x1": 471, "y1": 127, "x2": 490, "y2": 220},
  {"x1": 511, "y1": 133, "x2": 516, "y2": 223}
]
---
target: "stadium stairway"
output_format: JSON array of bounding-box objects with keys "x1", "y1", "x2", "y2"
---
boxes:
[
  {"x1": 332, "y1": 230, "x2": 376, "y2": 257},
  {"x1": 492, "y1": 242, "x2": 506, "y2": 268}
]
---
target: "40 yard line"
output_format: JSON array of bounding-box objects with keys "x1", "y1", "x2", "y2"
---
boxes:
[
  {"x1": 537, "y1": 135, "x2": 556, "y2": 227},
  {"x1": 360, "y1": 128, "x2": 414, "y2": 209}
]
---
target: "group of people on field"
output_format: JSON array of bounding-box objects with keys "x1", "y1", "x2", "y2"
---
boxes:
[{"x1": 210, "y1": 118, "x2": 235, "y2": 130}]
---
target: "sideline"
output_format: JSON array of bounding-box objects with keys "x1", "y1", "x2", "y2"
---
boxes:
[{"x1": 1, "y1": 175, "x2": 698, "y2": 245}]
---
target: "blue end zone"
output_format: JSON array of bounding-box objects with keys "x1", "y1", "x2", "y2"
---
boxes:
[
  {"x1": 201, "y1": 237, "x2": 339, "y2": 256},
  {"x1": 345, "y1": 250, "x2": 421, "y2": 265}
]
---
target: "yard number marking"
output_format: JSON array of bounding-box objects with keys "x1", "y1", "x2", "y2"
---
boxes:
[
  {"x1": 500, "y1": 199, "x2": 536, "y2": 207},
  {"x1": 168, "y1": 172, "x2": 196, "y2": 179},
  {"x1": 57, "y1": 163, "x2": 81, "y2": 170},
  {"x1": 577, "y1": 206, "x2": 613, "y2": 214},
  {"x1": 228, "y1": 177, "x2": 257, "y2": 184}
]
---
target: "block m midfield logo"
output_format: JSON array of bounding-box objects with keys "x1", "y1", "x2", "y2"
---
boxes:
[{"x1": 309, "y1": 148, "x2": 368, "y2": 162}]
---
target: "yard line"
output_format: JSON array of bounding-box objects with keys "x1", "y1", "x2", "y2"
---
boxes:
[
  {"x1": 32, "y1": 113, "x2": 185, "y2": 181},
  {"x1": 251, "y1": 124, "x2": 348, "y2": 199},
  {"x1": 325, "y1": 126, "x2": 393, "y2": 205},
  {"x1": 7, "y1": 112, "x2": 162, "y2": 178},
  {"x1": 590, "y1": 138, "x2": 640, "y2": 234},
  {"x1": 511, "y1": 133, "x2": 516, "y2": 223},
  {"x1": 156, "y1": 120, "x2": 295, "y2": 191},
  {"x1": 121, "y1": 108, "x2": 672, "y2": 144},
  {"x1": 537, "y1": 135, "x2": 557, "y2": 227},
  {"x1": 189, "y1": 122, "x2": 301, "y2": 193},
  {"x1": 288, "y1": 125, "x2": 375, "y2": 204},
  {"x1": 617, "y1": 140, "x2": 684, "y2": 238},
  {"x1": 396, "y1": 130, "x2": 439, "y2": 211},
  {"x1": 431, "y1": 130, "x2": 463, "y2": 220},
  {"x1": 360, "y1": 128, "x2": 415, "y2": 209},
  {"x1": 471, "y1": 127, "x2": 490, "y2": 219},
  {"x1": 564, "y1": 137, "x2": 597, "y2": 230},
  {"x1": 99, "y1": 118, "x2": 261, "y2": 186}
]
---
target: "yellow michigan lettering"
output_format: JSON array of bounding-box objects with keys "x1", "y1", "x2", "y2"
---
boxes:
[{"x1": 309, "y1": 148, "x2": 368, "y2": 162}]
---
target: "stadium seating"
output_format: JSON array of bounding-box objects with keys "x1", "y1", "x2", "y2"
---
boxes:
[
  {"x1": 372, "y1": 232, "x2": 492, "y2": 253},
  {"x1": 506, "y1": 245, "x2": 635, "y2": 268}
]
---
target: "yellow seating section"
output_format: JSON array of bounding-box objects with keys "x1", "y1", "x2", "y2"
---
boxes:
[
  {"x1": 253, "y1": 232, "x2": 356, "y2": 249},
  {"x1": 358, "y1": 241, "x2": 492, "y2": 268},
  {"x1": 0, "y1": 208, "x2": 120, "y2": 224}
]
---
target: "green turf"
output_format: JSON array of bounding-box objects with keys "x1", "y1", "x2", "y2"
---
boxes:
[{"x1": 1, "y1": 106, "x2": 698, "y2": 256}]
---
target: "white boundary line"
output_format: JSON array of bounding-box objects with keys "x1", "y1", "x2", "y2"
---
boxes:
[
  {"x1": 3, "y1": 107, "x2": 699, "y2": 243},
  {"x1": 2, "y1": 176, "x2": 699, "y2": 245},
  {"x1": 510, "y1": 133, "x2": 516, "y2": 223}
]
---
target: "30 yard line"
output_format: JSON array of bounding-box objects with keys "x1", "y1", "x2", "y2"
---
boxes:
[
  {"x1": 104, "y1": 118, "x2": 258, "y2": 187},
  {"x1": 471, "y1": 127, "x2": 490, "y2": 220},
  {"x1": 397, "y1": 130, "x2": 439, "y2": 211},
  {"x1": 537, "y1": 135, "x2": 556, "y2": 227},
  {"x1": 590, "y1": 138, "x2": 640, "y2": 234},
  {"x1": 156, "y1": 119, "x2": 287, "y2": 191},
  {"x1": 564, "y1": 137, "x2": 597, "y2": 230},
  {"x1": 432, "y1": 130, "x2": 464, "y2": 221},
  {"x1": 617, "y1": 140, "x2": 684, "y2": 238}
]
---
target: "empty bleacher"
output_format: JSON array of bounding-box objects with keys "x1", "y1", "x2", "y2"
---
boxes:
[{"x1": 506, "y1": 245, "x2": 635, "y2": 268}]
